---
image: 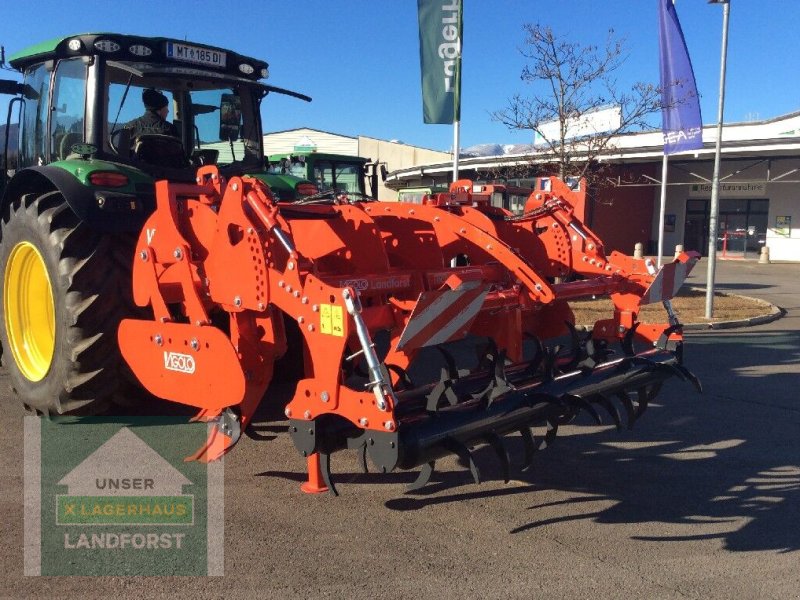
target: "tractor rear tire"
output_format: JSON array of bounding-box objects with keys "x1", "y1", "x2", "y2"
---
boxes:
[{"x1": 0, "y1": 190, "x2": 138, "y2": 415}]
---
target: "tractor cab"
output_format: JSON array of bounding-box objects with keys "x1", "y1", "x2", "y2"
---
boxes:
[
  {"x1": 1, "y1": 33, "x2": 312, "y2": 201},
  {"x1": 267, "y1": 150, "x2": 387, "y2": 199}
]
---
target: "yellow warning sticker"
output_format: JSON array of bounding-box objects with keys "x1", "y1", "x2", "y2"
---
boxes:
[
  {"x1": 331, "y1": 305, "x2": 344, "y2": 337},
  {"x1": 320, "y1": 304, "x2": 332, "y2": 335},
  {"x1": 319, "y1": 304, "x2": 344, "y2": 337}
]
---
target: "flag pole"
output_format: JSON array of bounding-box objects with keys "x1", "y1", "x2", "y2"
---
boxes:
[
  {"x1": 452, "y1": 120, "x2": 460, "y2": 182},
  {"x1": 658, "y1": 0, "x2": 702, "y2": 270},
  {"x1": 657, "y1": 153, "x2": 668, "y2": 268},
  {"x1": 705, "y1": 0, "x2": 731, "y2": 319}
]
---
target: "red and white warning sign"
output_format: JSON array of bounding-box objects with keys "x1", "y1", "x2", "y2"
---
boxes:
[
  {"x1": 396, "y1": 280, "x2": 489, "y2": 352},
  {"x1": 640, "y1": 254, "x2": 699, "y2": 305}
]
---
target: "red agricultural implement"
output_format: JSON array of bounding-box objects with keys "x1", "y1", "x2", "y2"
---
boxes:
[{"x1": 117, "y1": 171, "x2": 700, "y2": 494}]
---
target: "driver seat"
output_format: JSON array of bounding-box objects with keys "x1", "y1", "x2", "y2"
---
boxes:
[{"x1": 133, "y1": 134, "x2": 189, "y2": 169}]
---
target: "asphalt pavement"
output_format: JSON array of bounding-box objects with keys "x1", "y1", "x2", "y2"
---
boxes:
[{"x1": 1, "y1": 257, "x2": 798, "y2": 599}]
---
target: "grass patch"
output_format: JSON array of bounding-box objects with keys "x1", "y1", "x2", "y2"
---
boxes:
[{"x1": 569, "y1": 287, "x2": 773, "y2": 325}]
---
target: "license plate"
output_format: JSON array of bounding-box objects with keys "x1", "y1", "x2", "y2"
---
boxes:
[{"x1": 166, "y1": 42, "x2": 227, "y2": 68}]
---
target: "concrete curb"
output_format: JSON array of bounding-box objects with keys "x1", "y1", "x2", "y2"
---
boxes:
[
  {"x1": 682, "y1": 293, "x2": 785, "y2": 330},
  {"x1": 575, "y1": 290, "x2": 785, "y2": 332}
]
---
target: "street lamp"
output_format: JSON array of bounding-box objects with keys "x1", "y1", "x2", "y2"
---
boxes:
[{"x1": 705, "y1": 0, "x2": 731, "y2": 319}]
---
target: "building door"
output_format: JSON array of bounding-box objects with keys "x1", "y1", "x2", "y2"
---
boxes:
[
  {"x1": 684, "y1": 200, "x2": 708, "y2": 254},
  {"x1": 684, "y1": 198, "x2": 769, "y2": 257}
]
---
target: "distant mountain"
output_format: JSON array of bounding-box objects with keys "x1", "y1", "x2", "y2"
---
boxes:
[
  {"x1": 461, "y1": 143, "x2": 504, "y2": 158},
  {"x1": 461, "y1": 142, "x2": 534, "y2": 158}
]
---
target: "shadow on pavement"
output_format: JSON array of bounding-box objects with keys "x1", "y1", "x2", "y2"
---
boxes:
[
  {"x1": 384, "y1": 329, "x2": 800, "y2": 554},
  {"x1": 713, "y1": 282, "x2": 777, "y2": 292}
]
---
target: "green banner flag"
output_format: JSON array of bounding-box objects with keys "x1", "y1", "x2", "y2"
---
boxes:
[{"x1": 418, "y1": 0, "x2": 462, "y2": 124}]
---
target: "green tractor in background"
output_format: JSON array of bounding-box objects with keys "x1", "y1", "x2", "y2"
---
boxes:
[
  {"x1": 267, "y1": 150, "x2": 387, "y2": 199},
  {"x1": 0, "y1": 33, "x2": 314, "y2": 415}
]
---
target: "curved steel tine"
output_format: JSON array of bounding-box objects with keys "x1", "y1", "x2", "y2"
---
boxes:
[
  {"x1": 677, "y1": 365, "x2": 703, "y2": 393},
  {"x1": 406, "y1": 461, "x2": 436, "y2": 492},
  {"x1": 483, "y1": 433, "x2": 511, "y2": 483},
  {"x1": 318, "y1": 452, "x2": 339, "y2": 497},
  {"x1": 475, "y1": 338, "x2": 499, "y2": 373},
  {"x1": 564, "y1": 393, "x2": 602, "y2": 425},
  {"x1": 635, "y1": 386, "x2": 651, "y2": 419},
  {"x1": 526, "y1": 335, "x2": 545, "y2": 377},
  {"x1": 562, "y1": 321, "x2": 583, "y2": 370},
  {"x1": 543, "y1": 346, "x2": 559, "y2": 380},
  {"x1": 434, "y1": 345, "x2": 461, "y2": 380},
  {"x1": 621, "y1": 322, "x2": 640, "y2": 356},
  {"x1": 539, "y1": 418, "x2": 559, "y2": 450},
  {"x1": 520, "y1": 428, "x2": 537, "y2": 471},
  {"x1": 426, "y1": 369, "x2": 460, "y2": 412},
  {"x1": 616, "y1": 391, "x2": 637, "y2": 429},
  {"x1": 385, "y1": 363, "x2": 415, "y2": 391},
  {"x1": 594, "y1": 395, "x2": 623, "y2": 431},
  {"x1": 486, "y1": 348, "x2": 512, "y2": 406},
  {"x1": 443, "y1": 439, "x2": 481, "y2": 485}
]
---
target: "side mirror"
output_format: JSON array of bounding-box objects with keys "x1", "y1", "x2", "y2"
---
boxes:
[
  {"x1": 219, "y1": 93, "x2": 242, "y2": 142},
  {"x1": 0, "y1": 79, "x2": 24, "y2": 96},
  {"x1": 380, "y1": 164, "x2": 388, "y2": 181}
]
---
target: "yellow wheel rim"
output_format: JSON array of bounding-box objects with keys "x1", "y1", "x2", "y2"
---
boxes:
[{"x1": 4, "y1": 242, "x2": 55, "y2": 381}]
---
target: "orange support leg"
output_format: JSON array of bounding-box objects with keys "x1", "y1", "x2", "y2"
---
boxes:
[{"x1": 300, "y1": 453, "x2": 329, "y2": 494}]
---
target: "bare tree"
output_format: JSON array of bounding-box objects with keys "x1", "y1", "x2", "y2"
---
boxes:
[{"x1": 493, "y1": 24, "x2": 663, "y2": 186}]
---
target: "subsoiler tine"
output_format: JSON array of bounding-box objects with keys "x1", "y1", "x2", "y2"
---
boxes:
[
  {"x1": 407, "y1": 461, "x2": 436, "y2": 492},
  {"x1": 443, "y1": 439, "x2": 481, "y2": 485},
  {"x1": 483, "y1": 433, "x2": 511, "y2": 483},
  {"x1": 319, "y1": 452, "x2": 339, "y2": 497}
]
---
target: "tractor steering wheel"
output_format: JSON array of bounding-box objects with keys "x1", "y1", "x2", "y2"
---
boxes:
[{"x1": 109, "y1": 128, "x2": 131, "y2": 155}]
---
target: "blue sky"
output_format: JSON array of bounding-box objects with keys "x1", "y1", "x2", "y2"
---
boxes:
[{"x1": 1, "y1": 1, "x2": 797, "y2": 151}]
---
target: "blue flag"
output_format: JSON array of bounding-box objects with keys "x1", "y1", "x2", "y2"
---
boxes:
[{"x1": 658, "y1": 0, "x2": 703, "y2": 154}]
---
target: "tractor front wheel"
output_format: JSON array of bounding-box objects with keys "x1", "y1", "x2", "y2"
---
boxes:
[{"x1": 0, "y1": 190, "x2": 137, "y2": 415}]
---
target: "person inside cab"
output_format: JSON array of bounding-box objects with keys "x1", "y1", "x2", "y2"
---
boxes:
[
  {"x1": 125, "y1": 88, "x2": 178, "y2": 138},
  {"x1": 124, "y1": 88, "x2": 187, "y2": 168}
]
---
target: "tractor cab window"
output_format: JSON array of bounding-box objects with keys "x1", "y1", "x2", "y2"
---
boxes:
[
  {"x1": 267, "y1": 156, "x2": 308, "y2": 179},
  {"x1": 190, "y1": 88, "x2": 254, "y2": 166},
  {"x1": 51, "y1": 59, "x2": 87, "y2": 160},
  {"x1": 105, "y1": 62, "x2": 262, "y2": 171},
  {"x1": 106, "y1": 76, "x2": 177, "y2": 157},
  {"x1": 18, "y1": 63, "x2": 51, "y2": 168},
  {"x1": 313, "y1": 161, "x2": 362, "y2": 194}
]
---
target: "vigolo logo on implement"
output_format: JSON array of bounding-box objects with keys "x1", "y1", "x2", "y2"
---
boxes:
[{"x1": 163, "y1": 351, "x2": 196, "y2": 374}]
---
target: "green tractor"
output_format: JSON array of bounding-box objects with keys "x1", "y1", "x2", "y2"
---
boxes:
[
  {"x1": 0, "y1": 33, "x2": 314, "y2": 415},
  {"x1": 267, "y1": 150, "x2": 387, "y2": 199}
]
